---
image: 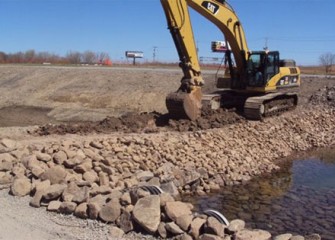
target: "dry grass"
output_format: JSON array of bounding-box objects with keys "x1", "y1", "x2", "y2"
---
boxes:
[{"x1": 299, "y1": 65, "x2": 334, "y2": 75}]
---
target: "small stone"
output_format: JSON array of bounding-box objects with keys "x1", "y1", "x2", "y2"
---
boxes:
[
  {"x1": 10, "y1": 177, "x2": 32, "y2": 197},
  {"x1": 99, "y1": 200, "x2": 121, "y2": 223},
  {"x1": 59, "y1": 202, "x2": 77, "y2": 214},
  {"x1": 161, "y1": 181, "x2": 180, "y2": 198},
  {"x1": 199, "y1": 234, "x2": 223, "y2": 240},
  {"x1": 88, "y1": 202, "x2": 102, "y2": 220},
  {"x1": 84, "y1": 148, "x2": 103, "y2": 161},
  {"x1": 190, "y1": 217, "x2": 207, "y2": 239},
  {"x1": 235, "y1": 229, "x2": 271, "y2": 240},
  {"x1": 120, "y1": 192, "x2": 132, "y2": 205},
  {"x1": 205, "y1": 216, "x2": 225, "y2": 237},
  {"x1": 0, "y1": 139, "x2": 17, "y2": 153},
  {"x1": 290, "y1": 236, "x2": 305, "y2": 240},
  {"x1": 40, "y1": 166, "x2": 67, "y2": 184},
  {"x1": 305, "y1": 234, "x2": 321, "y2": 240},
  {"x1": 90, "y1": 185, "x2": 112, "y2": 197},
  {"x1": 158, "y1": 222, "x2": 167, "y2": 238},
  {"x1": 227, "y1": 219, "x2": 245, "y2": 233},
  {"x1": 175, "y1": 214, "x2": 193, "y2": 232},
  {"x1": 83, "y1": 170, "x2": 99, "y2": 184},
  {"x1": 160, "y1": 192, "x2": 175, "y2": 207},
  {"x1": 43, "y1": 184, "x2": 67, "y2": 201},
  {"x1": 74, "y1": 160, "x2": 93, "y2": 173},
  {"x1": 31, "y1": 166, "x2": 45, "y2": 178},
  {"x1": 109, "y1": 226, "x2": 124, "y2": 238},
  {"x1": 118, "y1": 210, "x2": 134, "y2": 233},
  {"x1": 36, "y1": 152, "x2": 52, "y2": 162},
  {"x1": 30, "y1": 180, "x2": 51, "y2": 207},
  {"x1": 90, "y1": 141, "x2": 104, "y2": 149},
  {"x1": 62, "y1": 182, "x2": 89, "y2": 203},
  {"x1": 135, "y1": 171, "x2": 154, "y2": 181},
  {"x1": 0, "y1": 153, "x2": 14, "y2": 171},
  {"x1": 165, "y1": 222, "x2": 184, "y2": 235},
  {"x1": 0, "y1": 171, "x2": 12, "y2": 185},
  {"x1": 74, "y1": 202, "x2": 88, "y2": 219},
  {"x1": 64, "y1": 156, "x2": 84, "y2": 168},
  {"x1": 53, "y1": 150, "x2": 67, "y2": 164},
  {"x1": 175, "y1": 233, "x2": 193, "y2": 240},
  {"x1": 274, "y1": 233, "x2": 293, "y2": 240},
  {"x1": 47, "y1": 200, "x2": 62, "y2": 212},
  {"x1": 11, "y1": 165, "x2": 25, "y2": 177},
  {"x1": 99, "y1": 172, "x2": 109, "y2": 186}
]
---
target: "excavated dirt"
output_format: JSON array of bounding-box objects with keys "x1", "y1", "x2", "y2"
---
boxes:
[
  {"x1": 0, "y1": 65, "x2": 334, "y2": 130},
  {"x1": 34, "y1": 108, "x2": 244, "y2": 135}
]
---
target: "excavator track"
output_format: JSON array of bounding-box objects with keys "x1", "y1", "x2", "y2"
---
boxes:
[{"x1": 244, "y1": 92, "x2": 298, "y2": 120}]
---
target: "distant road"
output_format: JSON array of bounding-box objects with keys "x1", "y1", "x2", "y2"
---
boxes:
[
  {"x1": 2, "y1": 64, "x2": 334, "y2": 78},
  {"x1": 301, "y1": 74, "x2": 335, "y2": 79}
]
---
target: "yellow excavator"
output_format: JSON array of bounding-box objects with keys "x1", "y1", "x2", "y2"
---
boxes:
[{"x1": 161, "y1": 0, "x2": 300, "y2": 120}]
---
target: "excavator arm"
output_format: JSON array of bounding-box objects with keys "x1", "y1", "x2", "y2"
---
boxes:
[
  {"x1": 161, "y1": 0, "x2": 250, "y2": 120},
  {"x1": 161, "y1": 0, "x2": 203, "y2": 120}
]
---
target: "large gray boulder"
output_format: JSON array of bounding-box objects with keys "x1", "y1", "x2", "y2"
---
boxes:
[
  {"x1": 132, "y1": 195, "x2": 161, "y2": 233},
  {"x1": 165, "y1": 201, "x2": 192, "y2": 222}
]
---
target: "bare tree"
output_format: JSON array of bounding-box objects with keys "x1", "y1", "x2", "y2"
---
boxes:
[
  {"x1": 24, "y1": 49, "x2": 35, "y2": 63},
  {"x1": 319, "y1": 52, "x2": 335, "y2": 76},
  {"x1": 82, "y1": 50, "x2": 96, "y2": 64},
  {"x1": 66, "y1": 51, "x2": 82, "y2": 64},
  {"x1": 97, "y1": 52, "x2": 110, "y2": 63},
  {"x1": 0, "y1": 52, "x2": 6, "y2": 63}
]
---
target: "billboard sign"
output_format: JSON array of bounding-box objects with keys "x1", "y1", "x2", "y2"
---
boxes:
[
  {"x1": 125, "y1": 51, "x2": 144, "y2": 58},
  {"x1": 211, "y1": 41, "x2": 228, "y2": 52}
]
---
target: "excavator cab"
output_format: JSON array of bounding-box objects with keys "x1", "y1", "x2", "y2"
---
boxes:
[{"x1": 246, "y1": 51, "x2": 280, "y2": 88}]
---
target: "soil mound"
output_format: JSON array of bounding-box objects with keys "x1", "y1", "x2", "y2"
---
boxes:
[
  {"x1": 309, "y1": 86, "x2": 335, "y2": 107},
  {"x1": 34, "y1": 109, "x2": 244, "y2": 135}
]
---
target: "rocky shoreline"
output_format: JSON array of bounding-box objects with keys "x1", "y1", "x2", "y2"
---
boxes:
[{"x1": 0, "y1": 106, "x2": 334, "y2": 239}]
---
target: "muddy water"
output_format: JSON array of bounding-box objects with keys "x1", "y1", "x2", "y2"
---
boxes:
[{"x1": 184, "y1": 148, "x2": 335, "y2": 240}]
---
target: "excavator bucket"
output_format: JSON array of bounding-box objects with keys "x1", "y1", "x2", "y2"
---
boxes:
[{"x1": 166, "y1": 88, "x2": 202, "y2": 121}]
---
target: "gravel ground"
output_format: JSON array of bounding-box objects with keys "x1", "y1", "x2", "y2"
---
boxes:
[
  {"x1": 0, "y1": 189, "x2": 160, "y2": 240},
  {"x1": 0, "y1": 189, "x2": 110, "y2": 240}
]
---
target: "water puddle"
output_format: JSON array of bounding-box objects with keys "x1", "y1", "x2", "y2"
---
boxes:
[{"x1": 184, "y1": 148, "x2": 335, "y2": 240}]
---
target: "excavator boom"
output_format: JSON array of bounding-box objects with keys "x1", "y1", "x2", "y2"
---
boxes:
[
  {"x1": 161, "y1": 0, "x2": 204, "y2": 120},
  {"x1": 161, "y1": 0, "x2": 250, "y2": 119}
]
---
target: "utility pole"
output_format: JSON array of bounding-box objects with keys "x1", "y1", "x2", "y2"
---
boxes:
[
  {"x1": 153, "y1": 46, "x2": 157, "y2": 62},
  {"x1": 196, "y1": 40, "x2": 199, "y2": 54},
  {"x1": 264, "y1": 37, "x2": 269, "y2": 52}
]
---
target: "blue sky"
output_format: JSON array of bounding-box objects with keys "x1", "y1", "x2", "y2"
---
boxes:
[{"x1": 0, "y1": 0, "x2": 334, "y2": 65}]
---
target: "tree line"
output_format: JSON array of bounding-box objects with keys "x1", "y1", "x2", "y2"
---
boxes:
[
  {"x1": 319, "y1": 52, "x2": 335, "y2": 76},
  {"x1": 0, "y1": 50, "x2": 111, "y2": 65}
]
